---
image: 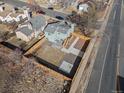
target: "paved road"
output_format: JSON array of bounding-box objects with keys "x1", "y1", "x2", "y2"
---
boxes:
[
  {"x1": 1, "y1": 0, "x2": 69, "y2": 20},
  {"x1": 117, "y1": 0, "x2": 124, "y2": 92},
  {"x1": 85, "y1": 0, "x2": 122, "y2": 93},
  {"x1": 119, "y1": 0, "x2": 124, "y2": 78}
]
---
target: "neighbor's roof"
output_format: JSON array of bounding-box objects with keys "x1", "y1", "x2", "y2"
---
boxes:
[
  {"x1": 16, "y1": 15, "x2": 47, "y2": 36},
  {"x1": 17, "y1": 26, "x2": 34, "y2": 36},
  {"x1": 30, "y1": 15, "x2": 47, "y2": 30}
]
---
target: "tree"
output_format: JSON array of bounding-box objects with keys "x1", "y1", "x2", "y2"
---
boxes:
[
  {"x1": 66, "y1": 12, "x2": 88, "y2": 35},
  {"x1": 66, "y1": 1, "x2": 97, "y2": 36}
]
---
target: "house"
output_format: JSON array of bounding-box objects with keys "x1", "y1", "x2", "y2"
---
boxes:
[
  {"x1": 0, "y1": 5, "x2": 31, "y2": 23},
  {"x1": 16, "y1": 15, "x2": 75, "y2": 45},
  {"x1": 78, "y1": 3, "x2": 89, "y2": 12},
  {"x1": 16, "y1": 15, "x2": 47, "y2": 42},
  {"x1": 16, "y1": 25, "x2": 34, "y2": 42},
  {"x1": 0, "y1": 13, "x2": 27, "y2": 24},
  {"x1": 44, "y1": 21, "x2": 75, "y2": 46},
  {"x1": 77, "y1": 0, "x2": 96, "y2": 13}
]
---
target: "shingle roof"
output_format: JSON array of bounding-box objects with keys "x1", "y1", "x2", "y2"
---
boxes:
[
  {"x1": 17, "y1": 15, "x2": 46, "y2": 36},
  {"x1": 17, "y1": 26, "x2": 34, "y2": 36},
  {"x1": 30, "y1": 15, "x2": 46, "y2": 30},
  {"x1": 44, "y1": 21, "x2": 74, "y2": 45}
]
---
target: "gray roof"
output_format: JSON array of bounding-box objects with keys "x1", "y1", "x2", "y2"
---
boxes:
[
  {"x1": 44, "y1": 21, "x2": 74, "y2": 45},
  {"x1": 17, "y1": 26, "x2": 34, "y2": 36},
  {"x1": 30, "y1": 15, "x2": 46, "y2": 30},
  {"x1": 44, "y1": 22, "x2": 70, "y2": 34},
  {"x1": 17, "y1": 15, "x2": 46, "y2": 36}
]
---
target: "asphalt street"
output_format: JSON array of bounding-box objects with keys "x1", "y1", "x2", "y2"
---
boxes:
[
  {"x1": 1, "y1": 0, "x2": 69, "y2": 20},
  {"x1": 85, "y1": 0, "x2": 122, "y2": 93},
  {"x1": 119, "y1": 0, "x2": 124, "y2": 78},
  {"x1": 117, "y1": 0, "x2": 124, "y2": 92}
]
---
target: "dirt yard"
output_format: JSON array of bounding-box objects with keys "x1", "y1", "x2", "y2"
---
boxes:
[{"x1": 0, "y1": 45, "x2": 70, "y2": 93}]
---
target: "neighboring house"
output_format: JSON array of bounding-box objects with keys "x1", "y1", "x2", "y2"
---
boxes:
[
  {"x1": 77, "y1": 0, "x2": 96, "y2": 13},
  {"x1": 16, "y1": 26, "x2": 34, "y2": 42},
  {"x1": 16, "y1": 15, "x2": 47, "y2": 42},
  {"x1": 44, "y1": 21, "x2": 75, "y2": 46},
  {"x1": 0, "y1": 13, "x2": 27, "y2": 23},
  {"x1": 30, "y1": 15, "x2": 47, "y2": 31},
  {"x1": 0, "y1": 5, "x2": 30, "y2": 23},
  {"x1": 77, "y1": 3, "x2": 89, "y2": 12}
]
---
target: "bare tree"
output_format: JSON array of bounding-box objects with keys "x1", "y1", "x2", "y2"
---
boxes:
[
  {"x1": 66, "y1": 12, "x2": 88, "y2": 34},
  {"x1": 66, "y1": 3, "x2": 97, "y2": 36}
]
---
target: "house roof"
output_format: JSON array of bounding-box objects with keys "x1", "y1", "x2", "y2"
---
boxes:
[
  {"x1": 44, "y1": 21, "x2": 74, "y2": 45},
  {"x1": 17, "y1": 26, "x2": 34, "y2": 36},
  {"x1": 30, "y1": 15, "x2": 47, "y2": 31},
  {"x1": 45, "y1": 22, "x2": 71, "y2": 34},
  {"x1": 16, "y1": 15, "x2": 47, "y2": 37}
]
